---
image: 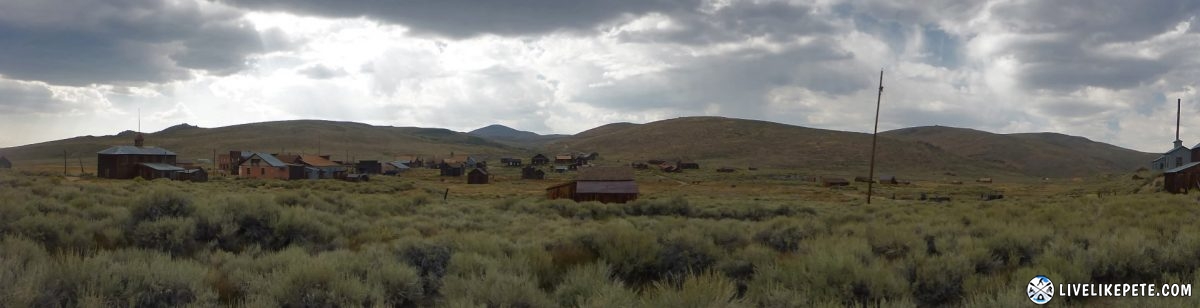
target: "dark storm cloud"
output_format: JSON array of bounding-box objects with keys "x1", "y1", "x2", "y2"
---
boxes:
[
  {"x1": 0, "y1": 0, "x2": 263, "y2": 86},
  {"x1": 221, "y1": 0, "x2": 699, "y2": 38}
]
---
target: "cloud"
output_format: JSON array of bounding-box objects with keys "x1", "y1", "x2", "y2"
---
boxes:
[
  {"x1": 0, "y1": 0, "x2": 263, "y2": 86},
  {"x1": 298, "y1": 64, "x2": 348, "y2": 79},
  {"x1": 220, "y1": 0, "x2": 700, "y2": 38}
]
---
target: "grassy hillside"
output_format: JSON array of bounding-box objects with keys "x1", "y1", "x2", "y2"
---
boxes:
[
  {"x1": 545, "y1": 117, "x2": 1017, "y2": 179},
  {"x1": 883, "y1": 126, "x2": 1157, "y2": 177},
  {"x1": 468, "y1": 124, "x2": 566, "y2": 148},
  {"x1": 0, "y1": 120, "x2": 520, "y2": 172}
]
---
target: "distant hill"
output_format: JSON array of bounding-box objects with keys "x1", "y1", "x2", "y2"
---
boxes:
[
  {"x1": 0, "y1": 120, "x2": 519, "y2": 172},
  {"x1": 0, "y1": 117, "x2": 1155, "y2": 178},
  {"x1": 468, "y1": 124, "x2": 566, "y2": 147},
  {"x1": 882, "y1": 126, "x2": 1158, "y2": 177},
  {"x1": 546, "y1": 117, "x2": 1153, "y2": 178}
]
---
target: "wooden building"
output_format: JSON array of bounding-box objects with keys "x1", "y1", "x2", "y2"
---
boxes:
[
  {"x1": 521, "y1": 166, "x2": 545, "y2": 180},
  {"x1": 0, "y1": 156, "x2": 10, "y2": 169},
  {"x1": 238, "y1": 152, "x2": 299, "y2": 180},
  {"x1": 546, "y1": 166, "x2": 639, "y2": 204},
  {"x1": 384, "y1": 161, "x2": 411, "y2": 175},
  {"x1": 440, "y1": 163, "x2": 464, "y2": 176},
  {"x1": 878, "y1": 175, "x2": 899, "y2": 184},
  {"x1": 97, "y1": 133, "x2": 178, "y2": 179},
  {"x1": 531, "y1": 154, "x2": 549, "y2": 165},
  {"x1": 716, "y1": 167, "x2": 735, "y2": 173},
  {"x1": 500, "y1": 158, "x2": 523, "y2": 167},
  {"x1": 287, "y1": 154, "x2": 346, "y2": 179},
  {"x1": 137, "y1": 163, "x2": 184, "y2": 180},
  {"x1": 467, "y1": 168, "x2": 489, "y2": 184},
  {"x1": 554, "y1": 154, "x2": 574, "y2": 165},
  {"x1": 176, "y1": 168, "x2": 208, "y2": 182},
  {"x1": 1164, "y1": 162, "x2": 1200, "y2": 193}
]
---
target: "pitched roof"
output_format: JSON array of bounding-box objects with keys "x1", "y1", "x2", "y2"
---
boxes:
[
  {"x1": 244, "y1": 152, "x2": 288, "y2": 167},
  {"x1": 1165, "y1": 161, "x2": 1200, "y2": 173},
  {"x1": 387, "y1": 161, "x2": 411, "y2": 169},
  {"x1": 97, "y1": 146, "x2": 176, "y2": 156},
  {"x1": 297, "y1": 154, "x2": 339, "y2": 167},
  {"x1": 139, "y1": 163, "x2": 184, "y2": 171},
  {"x1": 469, "y1": 168, "x2": 488, "y2": 175},
  {"x1": 555, "y1": 155, "x2": 573, "y2": 160},
  {"x1": 577, "y1": 166, "x2": 635, "y2": 181}
]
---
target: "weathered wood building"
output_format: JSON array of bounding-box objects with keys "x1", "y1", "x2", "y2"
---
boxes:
[
  {"x1": 97, "y1": 133, "x2": 178, "y2": 179},
  {"x1": 1164, "y1": 162, "x2": 1200, "y2": 193},
  {"x1": 546, "y1": 166, "x2": 639, "y2": 204},
  {"x1": 0, "y1": 156, "x2": 10, "y2": 169},
  {"x1": 356, "y1": 160, "x2": 382, "y2": 174},
  {"x1": 467, "y1": 168, "x2": 489, "y2": 184},
  {"x1": 531, "y1": 154, "x2": 549, "y2": 165},
  {"x1": 521, "y1": 166, "x2": 545, "y2": 180}
]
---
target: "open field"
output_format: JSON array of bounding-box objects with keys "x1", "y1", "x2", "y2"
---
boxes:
[{"x1": 1, "y1": 166, "x2": 1198, "y2": 307}]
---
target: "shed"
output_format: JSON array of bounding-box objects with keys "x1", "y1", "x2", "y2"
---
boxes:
[
  {"x1": 138, "y1": 163, "x2": 184, "y2": 180},
  {"x1": 440, "y1": 163, "x2": 464, "y2": 176},
  {"x1": 531, "y1": 154, "x2": 550, "y2": 165},
  {"x1": 716, "y1": 167, "x2": 736, "y2": 173},
  {"x1": 384, "y1": 161, "x2": 411, "y2": 175},
  {"x1": 467, "y1": 168, "x2": 489, "y2": 184},
  {"x1": 555, "y1": 154, "x2": 574, "y2": 164},
  {"x1": 176, "y1": 168, "x2": 208, "y2": 182},
  {"x1": 521, "y1": 166, "x2": 545, "y2": 180},
  {"x1": 546, "y1": 166, "x2": 639, "y2": 204},
  {"x1": 0, "y1": 156, "x2": 10, "y2": 169},
  {"x1": 1164, "y1": 162, "x2": 1200, "y2": 193},
  {"x1": 820, "y1": 177, "x2": 849, "y2": 187}
]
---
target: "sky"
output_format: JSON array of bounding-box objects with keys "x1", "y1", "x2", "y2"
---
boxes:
[{"x1": 0, "y1": 0, "x2": 1198, "y2": 152}]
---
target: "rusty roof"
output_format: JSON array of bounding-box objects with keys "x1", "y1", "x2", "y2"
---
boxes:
[
  {"x1": 555, "y1": 155, "x2": 573, "y2": 160},
  {"x1": 297, "y1": 154, "x2": 339, "y2": 167},
  {"x1": 577, "y1": 166, "x2": 634, "y2": 181}
]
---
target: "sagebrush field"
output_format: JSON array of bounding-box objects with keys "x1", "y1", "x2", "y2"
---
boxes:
[{"x1": 1, "y1": 167, "x2": 1197, "y2": 307}]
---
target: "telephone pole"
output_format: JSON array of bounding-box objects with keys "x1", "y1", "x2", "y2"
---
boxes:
[{"x1": 867, "y1": 70, "x2": 884, "y2": 204}]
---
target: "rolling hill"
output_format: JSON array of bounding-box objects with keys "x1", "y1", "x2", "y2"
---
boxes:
[
  {"x1": 881, "y1": 126, "x2": 1158, "y2": 177},
  {"x1": 0, "y1": 116, "x2": 1156, "y2": 178},
  {"x1": 544, "y1": 117, "x2": 1154, "y2": 178},
  {"x1": 467, "y1": 124, "x2": 566, "y2": 147},
  {"x1": 0, "y1": 120, "x2": 520, "y2": 172}
]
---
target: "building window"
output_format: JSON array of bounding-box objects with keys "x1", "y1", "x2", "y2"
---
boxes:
[
  {"x1": 1178, "y1": 157, "x2": 1184, "y2": 168},
  {"x1": 261, "y1": 168, "x2": 265, "y2": 175}
]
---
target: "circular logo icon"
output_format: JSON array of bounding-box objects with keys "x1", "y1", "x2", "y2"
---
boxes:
[{"x1": 1027, "y1": 275, "x2": 1054, "y2": 305}]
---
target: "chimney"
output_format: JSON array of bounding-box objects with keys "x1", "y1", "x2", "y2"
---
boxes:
[{"x1": 1175, "y1": 98, "x2": 1183, "y2": 148}]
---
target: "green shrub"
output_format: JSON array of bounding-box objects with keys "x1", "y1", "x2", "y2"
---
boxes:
[
  {"x1": 642, "y1": 271, "x2": 742, "y2": 307},
  {"x1": 270, "y1": 261, "x2": 371, "y2": 307},
  {"x1": 398, "y1": 240, "x2": 454, "y2": 297},
  {"x1": 127, "y1": 217, "x2": 198, "y2": 256},
  {"x1": 657, "y1": 229, "x2": 720, "y2": 283},
  {"x1": 753, "y1": 217, "x2": 826, "y2": 253}
]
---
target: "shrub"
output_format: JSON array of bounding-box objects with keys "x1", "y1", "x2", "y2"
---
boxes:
[
  {"x1": 553, "y1": 261, "x2": 635, "y2": 307},
  {"x1": 84, "y1": 249, "x2": 219, "y2": 307},
  {"x1": 127, "y1": 217, "x2": 199, "y2": 256},
  {"x1": 129, "y1": 189, "x2": 195, "y2": 224},
  {"x1": 656, "y1": 230, "x2": 720, "y2": 283},
  {"x1": 753, "y1": 217, "x2": 827, "y2": 253},
  {"x1": 270, "y1": 261, "x2": 371, "y2": 307},
  {"x1": 642, "y1": 271, "x2": 741, "y2": 307},
  {"x1": 398, "y1": 240, "x2": 454, "y2": 297},
  {"x1": 908, "y1": 255, "x2": 969, "y2": 307}
]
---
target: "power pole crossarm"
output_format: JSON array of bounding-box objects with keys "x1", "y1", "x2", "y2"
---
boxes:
[{"x1": 867, "y1": 70, "x2": 884, "y2": 204}]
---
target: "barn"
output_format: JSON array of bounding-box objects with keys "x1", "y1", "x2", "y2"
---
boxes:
[
  {"x1": 0, "y1": 156, "x2": 10, "y2": 169},
  {"x1": 546, "y1": 166, "x2": 639, "y2": 204},
  {"x1": 97, "y1": 133, "x2": 178, "y2": 179},
  {"x1": 467, "y1": 168, "x2": 489, "y2": 184},
  {"x1": 1164, "y1": 162, "x2": 1200, "y2": 193}
]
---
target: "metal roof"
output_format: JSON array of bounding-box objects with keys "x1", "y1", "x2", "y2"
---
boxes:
[
  {"x1": 97, "y1": 146, "x2": 176, "y2": 156},
  {"x1": 246, "y1": 152, "x2": 288, "y2": 167},
  {"x1": 387, "y1": 161, "x2": 411, "y2": 169},
  {"x1": 577, "y1": 181, "x2": 639, "y2": 194},
  {"x1": 139, "y1": 163, "x2": 184, "y2": 171},
  {"x1": 297, "y1": 154, "x2": 339, "y2": 167},
  {"x1": 1165, "y1": 162, "x2": 1200, "y2": 173}
]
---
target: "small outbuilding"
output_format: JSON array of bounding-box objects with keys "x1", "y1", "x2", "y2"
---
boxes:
[
  {"x1": 356, "y1": 160, "x2": 383, "y2": 174},
  {"x1": 176, "y1": 168, "x2": 208, "y2": 182},
  {"x1": 546, "y1": 166, "x2": 639, "y2": 204},
  {"x1": 879, "y1": 175, "x2": 899, "y2": 184},
  {"x1": 138, "y1": 163, "x2": 184, "y2": 180},
  {"x1": 384, "y1": 161, "x2": 411, "y2": 175},
  {"x1": 716, "y1": 167, "x2": 736, "y2": 173},
  {"x1": 531, "y1": 154, "x2": 550, "y2": 165},
  {"x1": 467, "y1": 168, "x2": 489, "y2": 184},
  {"x1": 440, "y1": 163, "x2": 464, "y2": 176},
  {"x1": 0, "y1": 156, "x2": 10, "y2": 169},
  {"x1": 677, "y1": 161, "x2": 700, "y2": 169}
]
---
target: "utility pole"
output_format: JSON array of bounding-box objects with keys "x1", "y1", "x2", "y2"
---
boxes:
[
  {"x1": 867, "y1": 70, "x2": 884, "y2": 204},
  {"x1": 63, "y1": 149, "x2": 68, "y2": 175}
]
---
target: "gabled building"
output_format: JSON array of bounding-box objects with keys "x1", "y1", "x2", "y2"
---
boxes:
[
  {"x1": 287, "y1": 154, "x2": 346, "y2": 179},
  {"x1": 467, "y1": 168, "x2": 489, "y2": 184},
  {"x1": 530, "y1": 154, "x2": 549, "y2": 165},
  {"x1": 554, "y1": 154, "x2": 574, "y2": 165},
  {"x1": 238, "y1": 152, "x2": 299, "y2": 180},
  {"x1": 356, "y1": 160, "x2": 383, "y2": 174},
  {"x1": 384, "y1": 161, "x2": 411, "y2": 175},
  {"x1": 97, "y1": 133, "x2": 178, "y2": 179},
  {"x1": 521, "y1": 165, "x2": 545, "y2": 179}
]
